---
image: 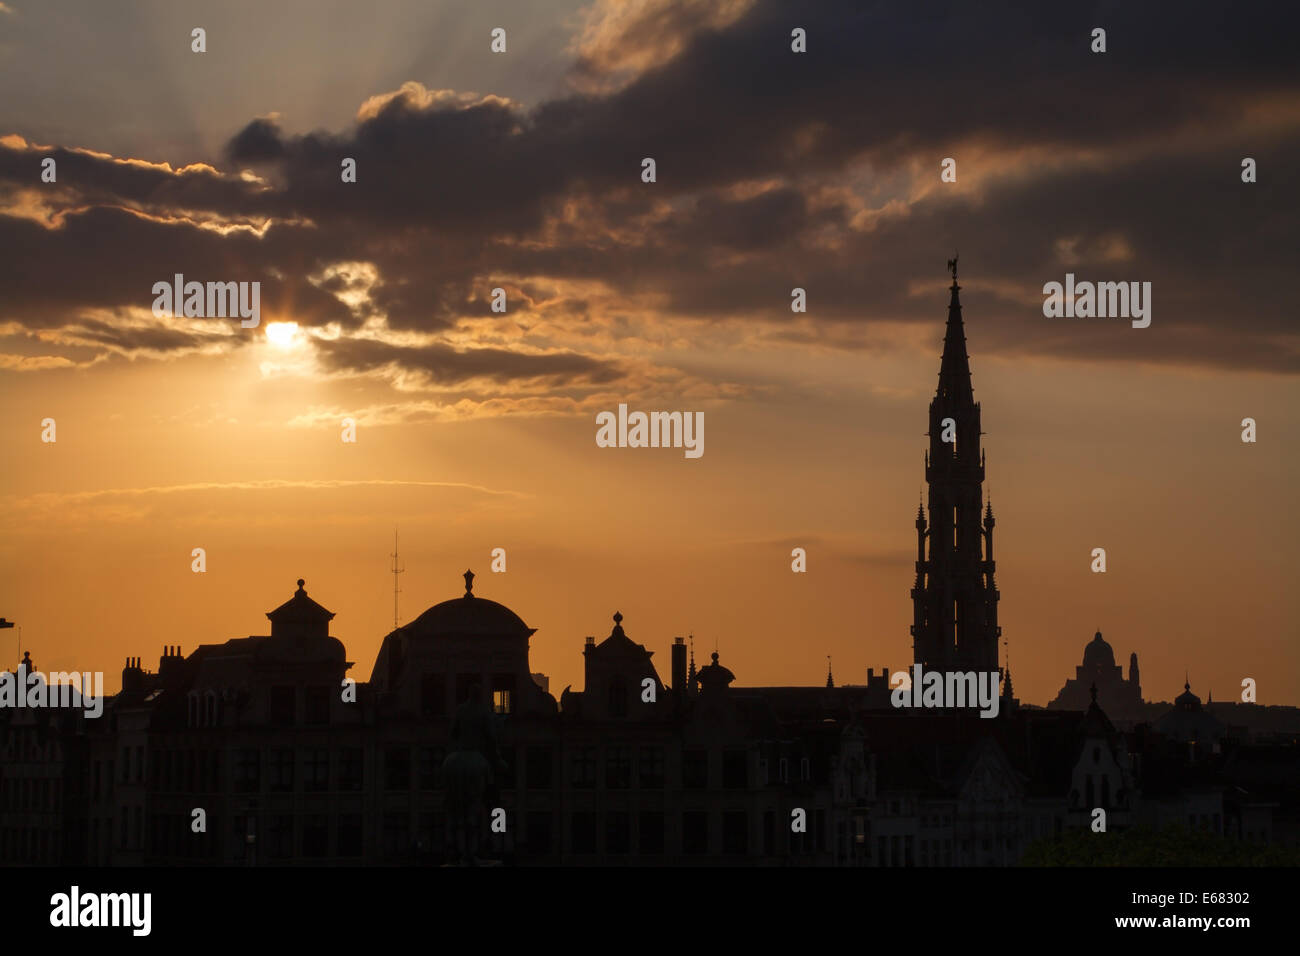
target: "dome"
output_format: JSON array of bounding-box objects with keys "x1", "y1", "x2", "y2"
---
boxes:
[
  {"x1": 408, "y1": 596, "x2": 531, "y2": 638},
  {"x1": 1174, "y1": 681, "x2": 1201, "y2": 710},
  {"x1": 1082, "y1": 631, "x2": 1115, "y2": 669},
  {"x1": 404, "y1": 569, "x2": 534, "y2": 639}
]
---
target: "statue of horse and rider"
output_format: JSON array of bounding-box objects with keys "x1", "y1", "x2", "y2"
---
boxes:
[{"x1": 441, "y1": 682, "x2": 508, "y2": 865}]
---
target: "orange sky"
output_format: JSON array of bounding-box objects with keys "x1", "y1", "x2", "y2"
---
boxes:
[
  {"x1": 1, "y1": 0, "x2": 1298, "y2": 708},
  {"x1": 2, "y1": 303, "x2": 1296, "y2": 706}
]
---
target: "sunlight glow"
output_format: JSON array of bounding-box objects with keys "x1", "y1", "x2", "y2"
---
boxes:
[{"x1": 264, "y1": 321, "x2": 300, "y2": 349}]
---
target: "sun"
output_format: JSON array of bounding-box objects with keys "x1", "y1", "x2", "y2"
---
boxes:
[{"x1": 264, "y1": 321, "x2": 300, "y2": 349}]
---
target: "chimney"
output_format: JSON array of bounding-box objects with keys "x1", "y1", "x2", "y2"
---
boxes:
[
  {"x1": 159, "y1": 645, "x2": 183, "y2": 677},
  {"x1": 122, "y1": 656, "x2": 144, "y2": 693},
  {"x1": 672, "y1": 637, "x2": 687, "y2": 697}
]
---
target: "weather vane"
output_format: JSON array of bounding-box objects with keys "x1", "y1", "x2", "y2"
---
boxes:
[{"x1": 947, "y1": 252, "x2": 959, "y2": 280}]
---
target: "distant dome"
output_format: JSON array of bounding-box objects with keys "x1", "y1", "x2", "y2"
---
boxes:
[{"x1": 1082, "y1": 631, "x2": 1115, "y2": 669}]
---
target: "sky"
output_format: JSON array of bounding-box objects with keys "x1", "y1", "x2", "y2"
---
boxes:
[{"x1": 1, "y1": 0, "x2": 1297, "y2": 708}]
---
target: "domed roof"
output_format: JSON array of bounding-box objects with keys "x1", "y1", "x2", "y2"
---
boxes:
[
  {"x1": 1174, "y1": 680, "x2": 1201, "y2": 710},
  {"x1": 1082, "y1": 631, "x2": 1115, "y2": 669},
  {"x1": 405, "y1": 569, "x2": 534, "y2": 639}
]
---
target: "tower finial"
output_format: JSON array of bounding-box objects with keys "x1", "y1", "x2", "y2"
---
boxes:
[
  {"x1": 464, "y1": 568, "x2": 475, "y2": 597},
  {"x1": 947, "y1": 252, "x2": 958, "y2": 283},
  {"x1": 826, "y1": 654, "x2": 834, "y2": 689}
]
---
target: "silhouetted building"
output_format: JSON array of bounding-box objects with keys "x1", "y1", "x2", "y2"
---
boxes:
[
  {"x1": 1155, "y1": 679, "x2": 1227, "y2": 750},
  {"x1": 3, "y1": 265, "x2": 1296, "y2": 866},
  {"x1": 1050, "y1": 631, "x2": 1144, "y2": 721},
  {"x1": 910, "y1": 261, "x2": 1002, "y2": 681}
]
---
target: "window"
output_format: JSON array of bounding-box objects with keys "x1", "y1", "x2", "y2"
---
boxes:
[
  {"x1": 723, "y1": 811, "x2": 748, "y2": 855},
  {"x1": 606, "y1": 812, "x2": 631, "y2": 854},
  {"x1": 302, "y1": 814, "x2": 328, "y2": 857},
  {"x1": 269, "y1": 815, "x2": 293, "y2": 859},
  {"x1": 526, "y1": 812, "x2": 553, "y2": 855},
  {"x1": 570, "y1": 747, "x2": 596, "y2": 789},
  {"x1": 382, "y1": 811, "x2": 409, "y2": 858},
  {"x1": 607, "y1": 677, "x2": 628, "y2": 718},
  {"x1": 571, "y1": 812, "x2": 597, "y2": 853},
  {"x1": 384, "y1": 747, "x2": 410, "y2": 790},
  {"x1": 723, "y1": 750, "x2": 747, "y2": 789},
  {"x1": 340, "y1": 748, "x2": 364, "y2": 791},
  {"x1": 455, "y1": 673, "x2": 479, "y2": 705},
  {"x1": 235, "y1": 749, "x2": 260, "y2": 793},
  {"x1": 779, "y1": 757, "x2": 789, "y2": 783},
  {"x1": 337, "y1": 814, "x2": 362, "y2": 857},
  {"x1": 270, "y1": 749, "x2": 294, "y2": 792},
  {"x1": 683, "y1": 749, "x2": 708, "y2": 790},
  {"x1": 304, "y1": 749, "x2": 329, "y2": 792},
  {"x1": 605, "y1": 746, "x2": 631, "y2": 789},
  {"x1": 270, "y1": 686, "x2": 295, "y2": 726},
  {"x1": 763, "y1": 811, "x2": 775, "y2": 854},
  {"x1": 638, "y1": 812, "x2": 664, "y2": 855},
  {"x1": 418, "y1": 747, "x2": 444, "y2": 790},
  {"x1": 420, "y1": 675, "x2": 445, "y2": 717},
  {"x1": 305, "y1": 686, "x2": 330, "y2": 725},
  {"x1": 492, "y1": 674, "x2": 516, "y2": 715},
  {"x1": 682, "y1": 811, "x2": 709, "y2": 854},
  {"x1": 526, "y1": 746, "x2": 553, "y2": 790},
  {"x1": 800, "y1": 756, "x2": 811, "y2": 782},
  {"x1": 638, "y1": 746, "x2": 664, "y2": 789}
]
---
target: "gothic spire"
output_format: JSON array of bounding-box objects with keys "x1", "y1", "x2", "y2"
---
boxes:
[{"x1": 936, "y1": 262, "x2": 974, "y2": 405}]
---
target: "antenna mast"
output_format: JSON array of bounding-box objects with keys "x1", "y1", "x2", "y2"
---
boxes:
[{"x1": 390, "y1": 529, "x2": 405, "y2": 629}]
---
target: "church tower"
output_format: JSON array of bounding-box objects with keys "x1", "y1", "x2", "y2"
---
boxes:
[{"x1": 910, "y1": 258, "x2": 1002, "y2": 678}]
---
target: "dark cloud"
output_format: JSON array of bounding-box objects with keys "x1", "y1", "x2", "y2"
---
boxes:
[
  {"x1": 0, "y1": 0, "x2": 1295, "y2": 375},
  {"x1": 316, "y1": 337, "x2": 624, "y2": 387}
]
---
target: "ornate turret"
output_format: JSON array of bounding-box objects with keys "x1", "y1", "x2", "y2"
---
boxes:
[
  {"x1": 266, "y1": 578, "x2": 335, "y2": 640},
  {"x1": 696, "y1": 650, "x2": 734, "y2": 694}
]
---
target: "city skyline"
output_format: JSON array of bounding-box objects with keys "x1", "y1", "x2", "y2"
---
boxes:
[{"x1": 2, "y1": 0, "x2": 1298, "y2": 710}]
